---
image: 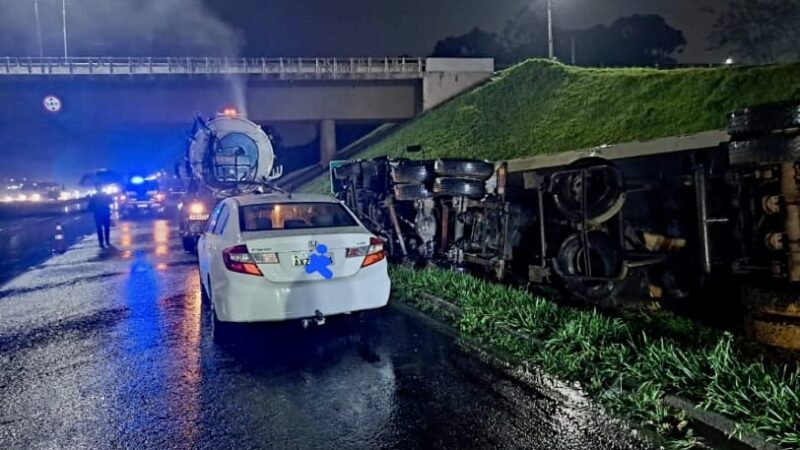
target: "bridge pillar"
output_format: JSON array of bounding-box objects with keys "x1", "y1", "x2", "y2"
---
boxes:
[{"x1": 320, "y1": 119, "x2": 337, "y2": 167}]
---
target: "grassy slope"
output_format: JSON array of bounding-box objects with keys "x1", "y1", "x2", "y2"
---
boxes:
[{"x1": 301, "y1": 59, "x2": 800, "y2": 193}]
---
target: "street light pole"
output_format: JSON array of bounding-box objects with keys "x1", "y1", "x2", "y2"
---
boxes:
[
  {"x1": 547, "y1": 0, "x2": 554, "y2": 60},
  {"x1": 61, "y1": 0, "x2": 69, "y2": 58},
  {"x1": 33, "y1": 0, "x2": 44, "y2": 57}
]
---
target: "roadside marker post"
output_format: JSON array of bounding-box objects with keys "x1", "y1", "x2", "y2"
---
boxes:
[{"x1": 53, "y1": 223, "x2": 66, "y2": 254}]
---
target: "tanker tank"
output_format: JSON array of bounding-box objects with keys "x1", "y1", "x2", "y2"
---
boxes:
[{"x1": 188, "y1": 112, "x2": 283, "y2": 197}]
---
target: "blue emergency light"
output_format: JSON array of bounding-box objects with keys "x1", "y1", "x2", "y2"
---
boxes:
[{"x1": 130, "y1": 176, "x2": 145, "y2": 185}]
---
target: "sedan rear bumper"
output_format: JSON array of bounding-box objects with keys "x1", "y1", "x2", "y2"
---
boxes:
[{"x1": 213, "y1": 260, "x2": 391, "y2": 322}]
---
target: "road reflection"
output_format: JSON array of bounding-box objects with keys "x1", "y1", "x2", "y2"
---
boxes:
[
  {"x1": 200, "y1": 315, "x2": 398, "y2": 447},
  {"x1": 119, "y1": 223, "x2": 132, "y2": 249},
  {"x1": 112, "y1": 220, "x2": 204, "y2": 446},
  {"x1": 158, "y1": 272, "x2": 202, "y2": 446}
]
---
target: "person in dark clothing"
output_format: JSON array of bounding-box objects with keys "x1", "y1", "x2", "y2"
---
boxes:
[{"x1": 88, "y1": 185, "x2": 113, "y2": 249}]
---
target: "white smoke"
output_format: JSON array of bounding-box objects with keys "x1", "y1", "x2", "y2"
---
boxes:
[
  {"x1": 0, "y1": 0, "x2": 244, "y2": 57},
  {"x1": 0, "y1": 0, "x2": 248, "y2": 112}
]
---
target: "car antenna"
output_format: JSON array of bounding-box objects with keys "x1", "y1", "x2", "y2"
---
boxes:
[{"x1": 260, "y1": 177, "x2": 291, "y2": 198}]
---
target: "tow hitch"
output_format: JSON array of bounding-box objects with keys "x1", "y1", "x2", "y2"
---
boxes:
[{"x1": 301, "y1": 310, "x2": 327, "y2": 328}]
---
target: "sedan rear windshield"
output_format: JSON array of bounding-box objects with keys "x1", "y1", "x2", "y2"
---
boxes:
[{"x1": 240, "y1": 202, "x2": 358, "y2": 231}]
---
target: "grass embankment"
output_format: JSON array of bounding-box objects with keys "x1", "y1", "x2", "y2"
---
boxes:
[
  {"x1": 391, "y1": 266, "x2": 800, "y2": 449},
  {"x1": 300, "y1": 59, "x2": 800, "y2": 194}
]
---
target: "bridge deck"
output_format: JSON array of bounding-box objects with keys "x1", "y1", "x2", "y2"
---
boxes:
[{"x1": 0, "y1": 56, "x2": 426, "y2": 79}]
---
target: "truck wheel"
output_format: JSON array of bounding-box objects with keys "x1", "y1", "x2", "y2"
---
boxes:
[
  {"x1": 182, "y1": 236, "x2": 197, "y2": 253},
  {"x1": 728, "y1": 135, "x2": 800, "y2": 167},
  {"x1": 434, "y1": 159, "x2": 494, "y2": 180},
  {"x1": 746, "y1": 317, "x2": 800, "y2": 351},
  {"x1": 740, "y1": 284, "x2": 800, "y2": 350},
  {"x1": 394, "y1": 183, "x2": 432, "y2": 201},
  {"x1": 741, "y1": 284, "x2": 800, "y2": 319},
  {"x1": 555, "y1": 231, "x2": 623, "y2": 302},
  {"x1": 334, "y1": 162, "x2": 362, "y2": 180},
  {"x1": 391, "y1": 161, "x2": 434, "y2": 183},
  {"x1": 729, "y1": 102, "x2": 800, "y2": 138},
  {"x1": 433, "y1": 177, "x2": 485, "y2": 199},
  {"x1": 550, "y1": 159, "x2": 626, "y2": 225}
]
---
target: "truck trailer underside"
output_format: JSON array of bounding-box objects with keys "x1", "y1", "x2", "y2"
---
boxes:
[{"x1": 330, "y1": 102, "x2": 800, "y2": 350}]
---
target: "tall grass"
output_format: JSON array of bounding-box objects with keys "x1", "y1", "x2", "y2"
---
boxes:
[{"x1": 391, "y1": 266, "x2": 800, "y2": 449}]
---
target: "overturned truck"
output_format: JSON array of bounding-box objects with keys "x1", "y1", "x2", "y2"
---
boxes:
[{"x1": 331, "y1": 102, "x2": 800, "y2": 349}]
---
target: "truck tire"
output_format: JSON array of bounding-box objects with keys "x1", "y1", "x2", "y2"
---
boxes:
[
  {"x1": 391, "y1": 161, "x2": 434, "y2": 183},
  {"x1": 434, "y1": 159, "x2": 494, "y2": 180},
  {"x1": 433, "y1": 177, "x2": 486, "y2": 199},
  {"x1": 741, "y1": 284, "x2": 800, "y2": 319},
  {"x1": 555, "y1": 231, "x2": 623, "y2": 302},
  {"x1": 728, "y1": 135, "x2": 800, "y2": 167},
  {"x1": 729, "y1": 102, "x2": 800, "y2": 138},
  {"x1": 182, "y1": 236, "x2": 197, "y2": 253},
  {"x1": 745, "y1": 316, "x2": 800, "y2": 351},
  {"x1": 394, "y1": 183, "x2": 432, "y2": 201},
  {"x1": 550, "y1": 159, "x2": 626, "y2": 225},
  {"x1": 334, "y1": 162, "x2": 362, "y2": 180},
  {"x1": 741, "y1": 284, "x2": 800, "y2": 350}
]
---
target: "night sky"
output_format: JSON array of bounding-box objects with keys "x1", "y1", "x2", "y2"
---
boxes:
[
  {"x1": 0, "y1": 0, "x2": 729, "y2": 61},
  {"x1": 0, "y1": 0, "x2": 730, "y2": 183}
]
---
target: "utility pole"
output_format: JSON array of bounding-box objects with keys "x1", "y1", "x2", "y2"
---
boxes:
[
  {"x1": 62, "y1": 0, "x2": 69, "y2": 58},
  {"x1": 34, "y1": 0, "x2": 44, "y2": 57},
  {"x1": 547, "y1": 0, "x2": 554, "y2": 59},
  {"x1": 570, "y1": 35, "x2": 576, "y2": 65}
]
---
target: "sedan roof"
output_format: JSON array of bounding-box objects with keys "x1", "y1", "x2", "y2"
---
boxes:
[{"x1": 232, "y1": 193, "x2": 339, "y2": 206}]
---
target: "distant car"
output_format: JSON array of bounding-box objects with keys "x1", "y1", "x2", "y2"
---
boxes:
[
  {"x1": 118, "y1": 177, "x2": 165, "y2": 218},
  {"x1": 197, "y1": 194, "x2": 391, "y2": 335}
]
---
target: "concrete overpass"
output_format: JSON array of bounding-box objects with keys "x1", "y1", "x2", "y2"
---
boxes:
[{"x1": 0, "y1": 57, "x2": 494, "y2": 164}]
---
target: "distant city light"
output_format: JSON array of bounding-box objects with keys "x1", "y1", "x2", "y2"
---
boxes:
[{"x1": 725, "y1": 57, "x2": 734, "y2": 65}]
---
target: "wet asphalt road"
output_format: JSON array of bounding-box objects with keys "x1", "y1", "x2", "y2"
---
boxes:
[
  {"x1": 0, "y1": 214, "x2": 94, "y2": 285},
  {"x1": 0, "y1": 219, "x2": 650, "y2": 450}
]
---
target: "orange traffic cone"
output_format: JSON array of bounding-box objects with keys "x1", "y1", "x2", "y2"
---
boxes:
[{"x1": 53, "y1": 223, "x2": 67, "y2": 254}]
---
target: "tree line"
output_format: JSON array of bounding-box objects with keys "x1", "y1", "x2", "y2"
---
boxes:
[{"x1": 431, "y1": 0, "x2": 800, "y2": 67}]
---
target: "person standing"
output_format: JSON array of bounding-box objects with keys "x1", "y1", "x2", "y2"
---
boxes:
[{"x1": 88, "y1": 185, "x2": 113, "y2": 249}]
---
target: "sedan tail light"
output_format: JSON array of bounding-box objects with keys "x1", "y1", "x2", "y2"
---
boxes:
[
  {"x1": 347, "y1": 237, "x2": 385, "y2": 268},
  {"x1": 222, "y1": 245, "x2": 263, "y2": 276}
]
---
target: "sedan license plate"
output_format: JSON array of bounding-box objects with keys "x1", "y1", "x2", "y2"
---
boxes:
[
  {"x1": 189, "y1": 213, "x2": 209, "y2": 221},
  {"x1": 292, "y1": 254, "x2": 333, "y2": 267},
  {"x1": 137, "y1": 203, "x2": 149, "y2": 209}
]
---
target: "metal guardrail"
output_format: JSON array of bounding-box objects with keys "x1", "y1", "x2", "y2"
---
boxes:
[{"x1": 0, "y1": 56, "x2": 426, "y2": 78}]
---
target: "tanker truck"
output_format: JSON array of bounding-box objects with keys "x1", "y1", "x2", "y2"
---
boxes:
[{"x1": 178, "y1": 111, "x2": 283, "y2": 252}]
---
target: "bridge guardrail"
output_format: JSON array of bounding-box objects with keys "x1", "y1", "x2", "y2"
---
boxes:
[{"x1": 0, "y1": 56, "x2": 426, "y2": 78}]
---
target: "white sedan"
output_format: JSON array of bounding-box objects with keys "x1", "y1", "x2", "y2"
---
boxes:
[{"x1": 197, "y1": 194, "x2": 390, "y2": 333}]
